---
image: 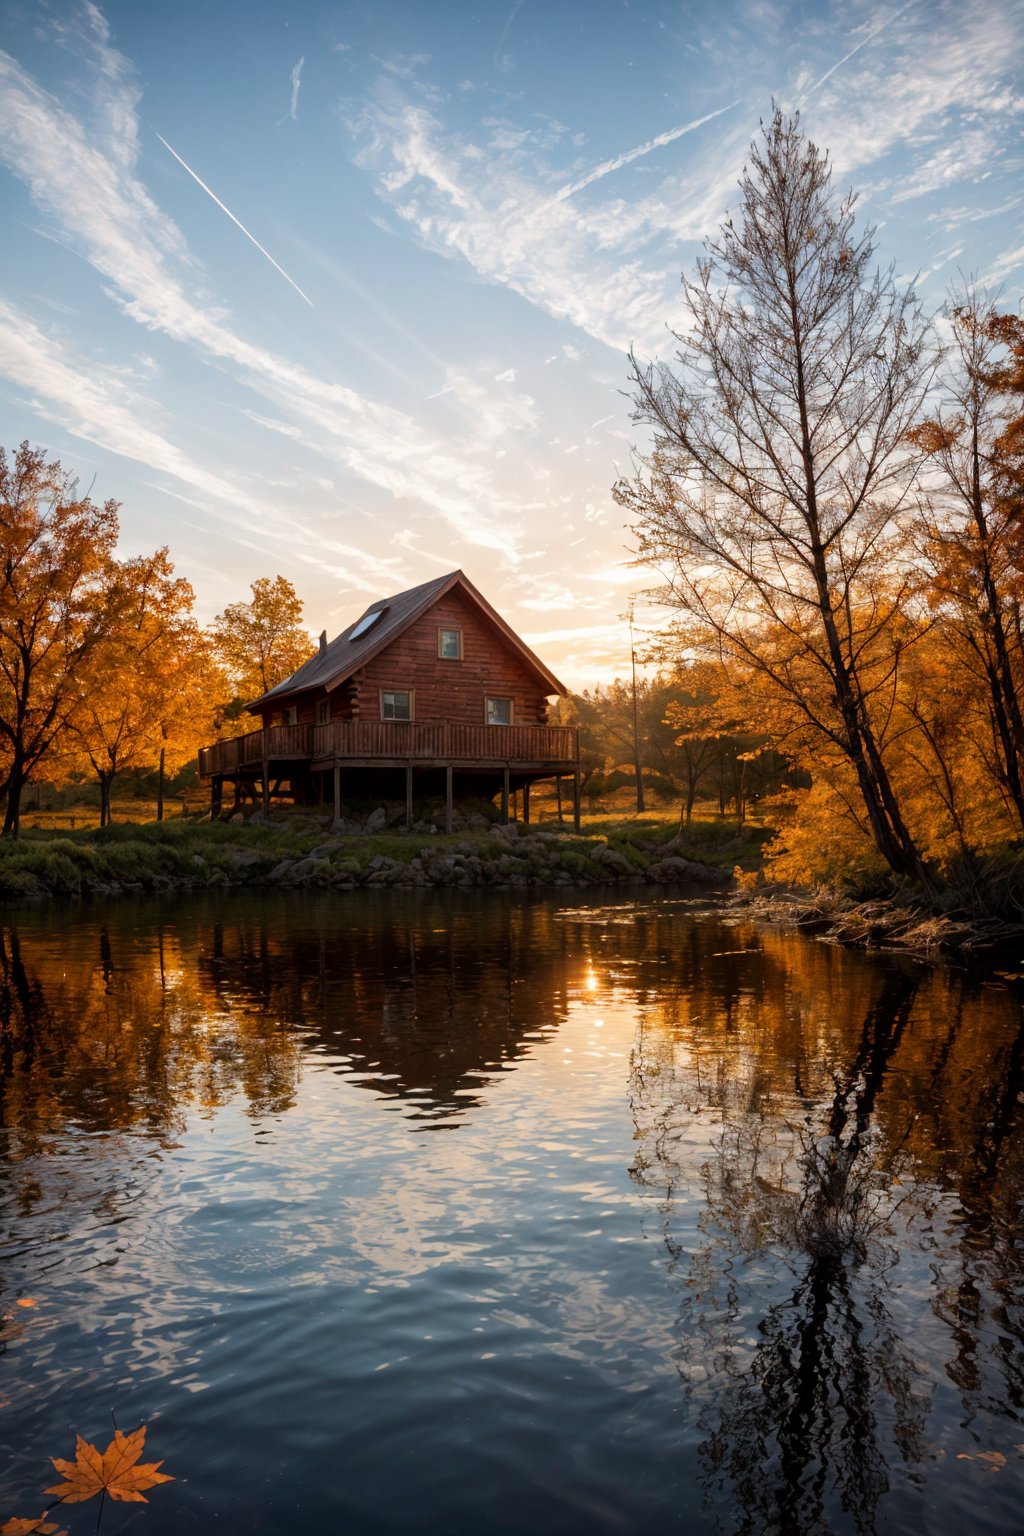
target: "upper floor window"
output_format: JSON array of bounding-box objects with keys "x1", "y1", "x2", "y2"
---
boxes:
[
  {"x1": 317, "y1": 700, "x2": 330, "y2": 725},
  {"x1": 486, "y1": 696, "x2": 512, "y2": 726},
  {"x1": 285, "y1": 705, "x2": 298, "y2": 726},
  {"x1": 438, "y1": 627, "x2": 463, "y2": 660},
  {"x1": 381, "y1": 689, "x2": 412, "y2": 722}
]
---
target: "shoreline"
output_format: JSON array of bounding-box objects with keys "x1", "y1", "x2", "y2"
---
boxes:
[
  {"x1": 0, "y1": 816, "x2": 738, "y2": 903},
  {"x1": 730, "y1": 885, "x2": 1024, "y2": 957}
]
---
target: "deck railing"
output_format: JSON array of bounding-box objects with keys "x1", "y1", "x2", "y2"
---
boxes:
[{"x1": 198, "y1": 721, "x2": 577, "y2": 779}]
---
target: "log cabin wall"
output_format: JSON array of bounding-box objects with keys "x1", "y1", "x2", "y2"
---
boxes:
[
  {"x1": 258, "y1": 679, "x2": 356, "y2": 729},
  {"x1": 352, "y1": 591, "x2": 550, "y2": 725}
]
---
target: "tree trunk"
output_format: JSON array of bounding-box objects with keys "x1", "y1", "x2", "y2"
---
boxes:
[
  {"x1": 157, "y1": 746, "x2": 166, "y2": 823},
  {"x1": 3, "y1": 758, "x2": 26, "y2": 838},
  {"x1": 99, "y1": 774, "x2": 113, "y2": 828}
]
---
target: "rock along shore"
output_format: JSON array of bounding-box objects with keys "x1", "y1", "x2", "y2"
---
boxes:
[{"x1": 0, "y1": 815, "x2": 737, "y2": 903}]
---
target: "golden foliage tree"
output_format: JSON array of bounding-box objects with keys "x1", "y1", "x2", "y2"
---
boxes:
[
  {"x1": 908, "y1": 294, "x2": 1024, "y2": 833},
  {"x1": 209, "y1": 574, "x2": 312, "y2": 708},
  {"x1": 63, "y1": 549, "x2": 221, "y2": 825},
  {"x1": 0, "y1": 442, "x2": 119, "y2": 836}
]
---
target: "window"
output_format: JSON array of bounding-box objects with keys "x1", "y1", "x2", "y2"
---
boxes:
[
  {"x1": 285, "y1": 705, "x2": 298, "y2": 726},
  {"x1": 350, "y1": 605, "x2": 388, "y2": 641},
  {"x1": 317, "y1": 700, "x2": 330, "y2": 725},
  {"x1": 486, "y1": 696, "x2": 512, "y2": 726},
  {"x1": 437, "y1": 627, "x2": 462, "y2": 660},
  {"x1": 381, "y1": 690, "x2": 412, "y2": 722}
]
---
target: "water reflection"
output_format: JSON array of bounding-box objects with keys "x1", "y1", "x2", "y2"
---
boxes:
[
  {"x1": 2, "y1": 893, "x2": 1024, "y2": 1534},
  {"x1": 630, "y1": 932, "x2": 1024, "y2": 1534}
]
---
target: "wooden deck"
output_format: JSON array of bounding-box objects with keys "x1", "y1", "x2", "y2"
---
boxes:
[
  {"x1": 199, "y1": 721, "x2": 579, "y2": 778},
  {"x1": 199, "y1": 719, "x2": 580, "y2": 829}
]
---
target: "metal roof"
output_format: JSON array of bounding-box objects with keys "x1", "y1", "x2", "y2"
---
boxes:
[{"x1": 246, "y1": 569, "x2": 567, "y2": 711}]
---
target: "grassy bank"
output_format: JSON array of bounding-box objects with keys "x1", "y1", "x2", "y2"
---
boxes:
[{"x1": 0, "y1": 812, "x2": 771, "y2": 901}]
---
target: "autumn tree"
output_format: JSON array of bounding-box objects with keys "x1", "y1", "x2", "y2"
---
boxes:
[
  {"x1": 210, "y1": 575, "x2": 312, "y2": 708},
  {"x1": 0, "y1": 442, "x2": 119, "y2": 836},
  {"x1": 908, "y1": 294, "x2": 1024, "y2": 833},
  {"x1": 617, "y1": 110, "x2": 934, "y2": 883},
  {"x1": 64, "y1": 549, "x2": 220, "y2": 825}
]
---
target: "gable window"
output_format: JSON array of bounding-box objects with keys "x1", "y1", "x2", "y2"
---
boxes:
[
  {"x1": 437, "y1": 627, "x2": 463, "y2": 660},
  {"x1": 485, "y1": 696, "x2": 512, "y2": 727},
  {"x1": 317, "y1": 700, "x2": 330, "y2": 725},
  {"x1": 381, "y1": 689, "x2": 412, "y2": 722}
]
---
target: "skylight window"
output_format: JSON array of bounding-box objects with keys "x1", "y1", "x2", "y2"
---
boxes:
[{"x1": 349, "y1": 605, "x2": 388, "y2": 640}]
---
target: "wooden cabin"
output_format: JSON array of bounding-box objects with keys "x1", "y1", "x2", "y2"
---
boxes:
[{"x1": 198, "y1": 569, "x2": 580, "y2": 828}]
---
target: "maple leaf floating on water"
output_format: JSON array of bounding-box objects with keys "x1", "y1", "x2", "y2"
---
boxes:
[
  {"x1": 1, "y1": 1520, "x2": 69, "y2": 1535},
  {"x1": 46, "y1": 1426, "x2": 173, "y2": 1504}
]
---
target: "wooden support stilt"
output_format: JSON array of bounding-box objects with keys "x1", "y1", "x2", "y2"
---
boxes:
[
  {"x1": 573, "y1": 766, "x2": 581, "y2": 832},
  {"x1": 445, "y1": 766, "x2": 453, "y2": 835},
  {"x1": 501, "y1": 766, "x2": 510, "y2": 826},
  {"x1": 333, "y1": 764, "x2": 341, "y2": 824},
  {"x1": 523, "y1": 782, "x2": 530, "y2": 825},
  {"x1": 556, "y1": 774, "x2": 563, "y2": 824},
  {"x1": 261, "y1": 726, "x2": 270, "y2": 816},
  {"x1": 210, "y1": 776, "x2": 223, "y2": 820},
  {"x1": 406, "y1": 765, "x2": 414, "y2": 829}
]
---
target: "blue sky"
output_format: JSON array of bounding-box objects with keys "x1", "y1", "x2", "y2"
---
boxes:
[{"x1": 0, "y1": 0, "x2": 1021, "y2": 685}]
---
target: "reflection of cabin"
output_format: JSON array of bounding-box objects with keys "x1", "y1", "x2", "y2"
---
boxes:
[{"x1": 198, "y1": 569, "x2": 580, "y2": 828}]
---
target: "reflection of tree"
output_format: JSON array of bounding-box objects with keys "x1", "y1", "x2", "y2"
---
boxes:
[
  {"x1": 930, "y1": 997, "x2": 1024, "y2": 1431},
  {"x1": 0, "y1": 916, "x2": 304, "y2": 1161},
  {"x1": 633, "y1": 968, "x2": 932, "y2": 1535}
]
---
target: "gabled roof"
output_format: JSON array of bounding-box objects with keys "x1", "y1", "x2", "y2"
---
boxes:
[{"x1": 247, "y1": 569, "x2": 567, "y2": 711}]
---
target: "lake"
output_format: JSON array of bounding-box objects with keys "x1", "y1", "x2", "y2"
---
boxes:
[{"x1": 2, "y1": 889, "x2": 1023, "y2": 1535}]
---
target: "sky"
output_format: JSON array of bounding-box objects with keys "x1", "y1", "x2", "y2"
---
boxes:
[{"x1": 0, "y1": 0, "x2": 1021, "y2": 687}]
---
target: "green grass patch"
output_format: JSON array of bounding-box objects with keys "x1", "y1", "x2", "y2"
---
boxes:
[{"x1": 0, "y1": 808, "x2": 774, "y2": 899}]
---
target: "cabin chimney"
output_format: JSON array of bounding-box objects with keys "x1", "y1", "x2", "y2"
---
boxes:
[{"x1": 319, "y1": 630, "x2": 327, "y2": 653}]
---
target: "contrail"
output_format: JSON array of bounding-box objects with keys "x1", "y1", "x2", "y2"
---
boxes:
[
  {"x1": 798, "y1": 0, "x2": 916, "y2": 104},
  {"x1": 154, "y1": 131, "x2": 314, "y2": 306},
  {"x1": 555, "y1": 100, "x2": 739, "y2": 201}
]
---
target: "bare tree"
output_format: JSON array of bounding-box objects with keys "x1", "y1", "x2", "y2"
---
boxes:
[{"x1": 616, "y1": 110, "x2": 934, "y2": 883}]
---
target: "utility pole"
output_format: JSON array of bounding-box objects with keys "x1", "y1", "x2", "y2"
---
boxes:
[{"x1": 628, "y1": 598, "x2": 645, "y2": 814}]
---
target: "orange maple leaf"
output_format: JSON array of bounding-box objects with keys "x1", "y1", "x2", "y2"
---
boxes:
[
  {"x1": 1, "y1": 1520, "x2": 68, "y2": 1535},
  {"x1": 46, "y1": 1426, "x2": 173, "y2": 1504}
]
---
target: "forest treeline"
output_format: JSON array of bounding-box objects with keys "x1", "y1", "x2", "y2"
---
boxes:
[{"x1": 0, "y1": 439, "x2": 313, "y2": 834}]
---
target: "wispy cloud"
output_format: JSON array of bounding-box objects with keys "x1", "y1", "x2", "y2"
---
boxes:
[
  {"x1": 0, "y1": 17, "x2": 542, "y2": 567},
  {"x1": 0, "y1": 297, "x2": 401, "y2": 592},
  {"x1": 348, "y1": 0, "x2": 1024, "y2": 355},
  {"x1": 154, "y1": 131, "x2": 314, "y2": 306},
  {"x1": 282, "y1": 55, "x2": 304, "y2": 123},
  {"x1": 349, "y1": 93, "x2": 735, "y2": 350},
  {"x1": 494, "y1": 0, "x2": 525, "y2": 68}
]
